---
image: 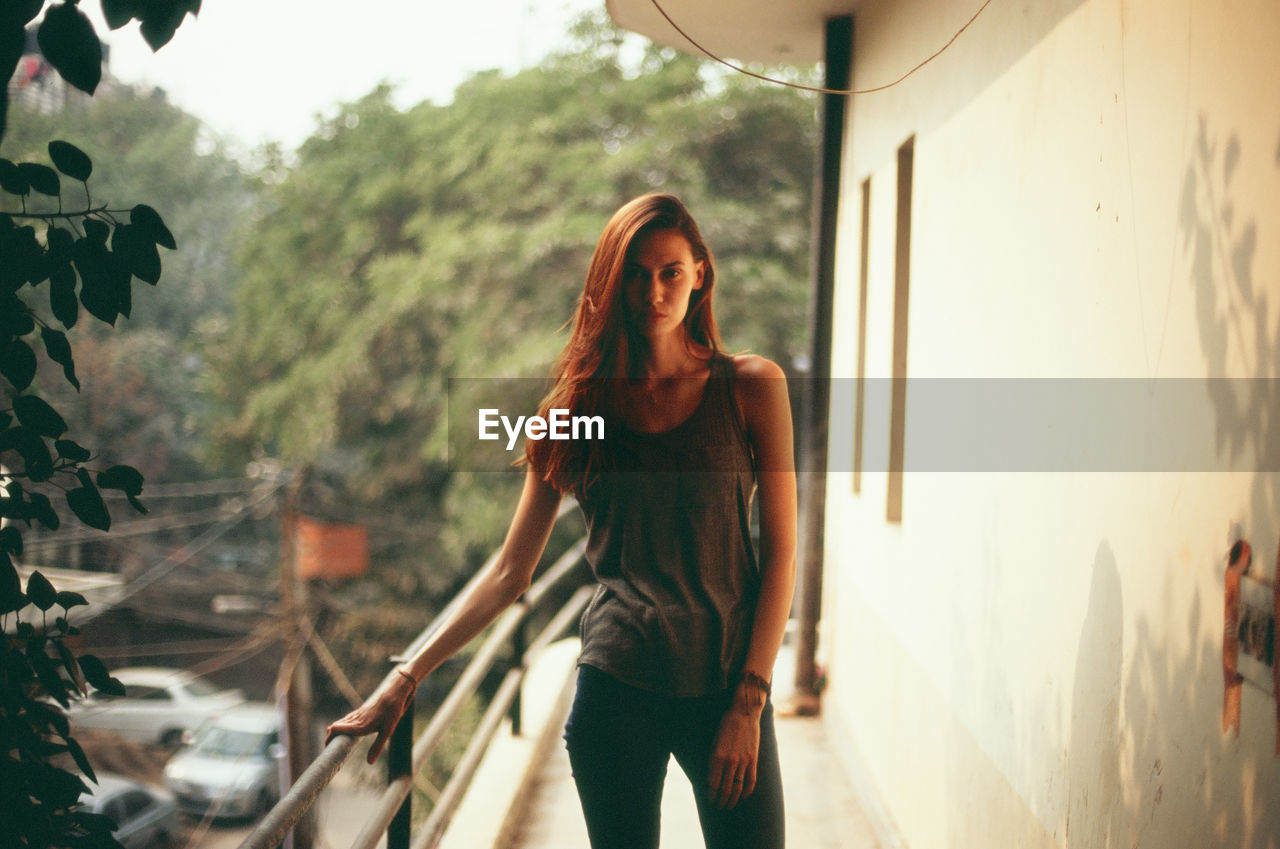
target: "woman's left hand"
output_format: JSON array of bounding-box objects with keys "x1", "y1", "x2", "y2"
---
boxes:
[
  {"x1": 325, "y1": 672, "x2": 416, "y2": 764},
  {"x1": 708, "y1": 708, "x2": 761, "y2": 810}
]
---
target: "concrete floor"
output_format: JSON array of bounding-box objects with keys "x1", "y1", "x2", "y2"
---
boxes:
[
  {"x1": 506, "y1": 708, "x2": 883, "y2": 849},
  {"x1": 501, "y1": 637, "x2": 885, "y2": 849}
]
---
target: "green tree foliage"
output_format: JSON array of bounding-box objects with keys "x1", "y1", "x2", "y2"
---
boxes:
[
  {"x1": 0, "y1": 137, "x2": 162, "y2": 849},
  {"x1": 2, "y1": 88, "x2": 252, "y2": 482},
  {"x1": 0, "y1": 5, "x2": 199, "y2": 847},
  {"x1": 4, "y1": 87, "x2": 249, "y2": 338},
  {"x1": 210, "y1": 16, "x2": 817, "y2": 635},
  {"x1": 2, "y1": 566, "x2": 129, "y2": 849},
  {"x1": 0, "y1": 137, "x2": 158, "y2": 571}
]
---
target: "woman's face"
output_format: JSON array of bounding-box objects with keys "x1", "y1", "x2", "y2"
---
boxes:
[{"x1": 621, "y1": 228, "x2": 705, "y2": 339}]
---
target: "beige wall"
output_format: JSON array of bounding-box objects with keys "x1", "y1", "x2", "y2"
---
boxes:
[{"x1": 823, "y1": 1, "x2": 1280, "y2": 847}]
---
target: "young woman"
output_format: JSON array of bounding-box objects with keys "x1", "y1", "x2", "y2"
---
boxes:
[{"x1": 327, "y1": 193, "x2": 797, "y2": 849}]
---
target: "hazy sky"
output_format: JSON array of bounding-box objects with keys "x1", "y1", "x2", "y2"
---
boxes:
[{"x1": 91, "y1": 0, "x2": 599, "y2": 152}]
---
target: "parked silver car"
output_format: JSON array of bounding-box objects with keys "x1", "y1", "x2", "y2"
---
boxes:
[
  {"x1": 65, "y1": 666, "x2": 244, "y2": 748},
  {"x1": 79, "y1": 773, "x2": 179, "y2": 849},
  {"x1": 163, "y1": 703, "x2": 284, "y2": 820}
]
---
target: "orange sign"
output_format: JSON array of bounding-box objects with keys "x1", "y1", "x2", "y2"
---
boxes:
[{"x1": 295, "y1": 516, "x2": 369, "y2": 581}]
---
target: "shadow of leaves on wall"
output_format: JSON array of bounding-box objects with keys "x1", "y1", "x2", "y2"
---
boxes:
[
  {"x1": 1150, "y1": 112, "x2": 1280, "y2": 848},
  {"x1": 1178, "y1": 114, "x2": 1280, "y2": 548}
]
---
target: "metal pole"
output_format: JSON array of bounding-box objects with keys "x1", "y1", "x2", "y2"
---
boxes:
[
  {"x1": 387, "y1": 690, "x2": 415, "y2": 849},
  {"x1": 795, "y1": 15, "x2": 853, "y2": 700},
  {"x1": 280, "y1": 468, "x2": 316, "y2": 849},
  {"x1": 509, "y1": 612, "x2": 526, "y2": 737}
]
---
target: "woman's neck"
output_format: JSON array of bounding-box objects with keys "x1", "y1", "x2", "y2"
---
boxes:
[{"x1": 638, "y1": 332, "x2": 707, "y2": 379}]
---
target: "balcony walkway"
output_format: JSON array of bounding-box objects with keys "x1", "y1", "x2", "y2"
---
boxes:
[{"x1": 437, "y1": 638, "x2": 887, "y2": 849}]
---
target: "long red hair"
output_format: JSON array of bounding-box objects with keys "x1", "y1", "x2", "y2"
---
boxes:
[{"x1": 525, "y1": 193, "x2": 724, "y2": 495}]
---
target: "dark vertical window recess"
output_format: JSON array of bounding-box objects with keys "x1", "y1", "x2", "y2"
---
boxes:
[
  {"x1": 887, "y1": 137, "x2": 914, "y2": 523},
  {"x1": 853, "y1": 177, "x2": 871, "y2": 495}
]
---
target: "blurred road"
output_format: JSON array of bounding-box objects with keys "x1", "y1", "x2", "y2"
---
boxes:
[
  {"x1": 77, "y1": 728, "x2": 381, "y2": 849},
  {"x1": 182, "y1": 749, "x2": 381, "y2": 849},
  {"x1": 175, "y1": 761, "x2": 381, "y2": 849}
]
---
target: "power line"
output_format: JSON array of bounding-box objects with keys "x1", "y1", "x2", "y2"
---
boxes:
[
  {"x1": 184, "y1": 619, "x2": 285, "y2": 680},
  {"x1": 105, "y1": 478, "x2": 260, "y2": 499},
  {"x1": 23, "y1": 500, "x2": 274, "y2": 550},
  {"x1": 87, "y1": 632, "x2": 272, "y2": 659},
  {"x1": 297, "y1": 615, "x2": 363, "y2": 709},
  {"x1": 22, "y1": 475, "x2": 272, "y2": 551},
  {"x1": 107, "y1": 478, "x2": 288, "y2": 607},
  {"x1": 646, "y1": 0, "x2": 995, "y2": 95}
]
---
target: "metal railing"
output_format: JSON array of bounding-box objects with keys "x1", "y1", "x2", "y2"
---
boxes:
[{"x1": 239, "y1": 501, "x2": 590, "y2": 849}]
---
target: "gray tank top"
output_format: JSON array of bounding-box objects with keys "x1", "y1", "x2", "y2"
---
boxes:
[{"x1": 576, "y1": 354, "x2": 759, "y2": 697}]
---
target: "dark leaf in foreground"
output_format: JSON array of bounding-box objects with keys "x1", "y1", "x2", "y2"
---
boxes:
[
  {"x1": 49, "y1": 263, "x2": 79, "y2": 331},
  {"x1": 25, "y1": 569, "x2": 56, "y2": 611},
  {"x1": 0, "y1": 426, "x2": 55, "y2": 482},
  {"x1": 65, "y1": 737, "x2": 97, "y2": 784},
  {"x1": 0, "y1": 525, "x2": 22, "y2": 556},
  {"x1": 25, "y1": 698, "x2": 71, "y2": 739},
  {"x1": 0, "y1": 158, "x2": 29, "y2": 195},
  {"x1": 79, "y1": 654, "x2": 126, "y2": 696},
  {"x1": 111, "y1": 223, "x2": 160, "y2": 284},
  {"x1": 130, "y1": 204, "x2": 176, "y2": 250},
  {"x1": 100, "y1": 0, "x2": 137, "y2": 30},
  {"x1": 56, "y1": 640, "x2": 87, "y2": 697},
  {"x1": 67, "y1": 481, "x2": 110, "y2": 532},
  {"x1": 82, "y1": 218, "x2": 110, "y2": 245},
  {"x1": 55, "y1": 590, "x2": 87, "y2": 610},
  {"x1": 0, "y1": 338, "x2": 37, "y2": 391},
  {"x1": 42, "y1": 761, "x2": 90, "y2": 807},
  {"x1": 46, "y1": 226, "x2": 75, "y2": 260},
  {"x1": 41, "y1": 327, "x2": 79, "y2": 389},
  {"x1": 13, "y1": 394, "x2": 69, "y2": 438},
  {"x1": 4, "y1": 643, "x2": 34, "y2": 679},
  {"x1": 138, "y1": 2, "x2": 198, "y2": 52},
  {"x1": 28, "y1": 491, "x2": 60, "y2": 530},
  {"x1": 11, "y1": 0, "x2": 43, "y2": 26},
  {"x1": 29, "y1": 638, "x2": 69, "y2": 706},
  {"x1": 16, "y1": 162, "x2": 59, "y2": 196},
  {"x1": 96, "y1": 465, "x2": 143, "y2": 496},
  {"x1": 0, "y1": 296, "x2": 34, "y2": 336},
  {"x1": 54, "y1": 438, "x2": 91, "y2": 462},
  {"x1": 47, "y1": 140, "x2": 92, "y2": 182},
  {"x1": 37, "y1": 3, "x2": 103, "y2": 95},
  {"x1": 0, "y1": 557, "x2": 23, "y2": 614}
]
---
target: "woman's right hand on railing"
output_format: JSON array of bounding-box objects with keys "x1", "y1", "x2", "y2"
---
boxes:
[{"x1": 325, "y1": 667, "x2": 418, "y2": 763}]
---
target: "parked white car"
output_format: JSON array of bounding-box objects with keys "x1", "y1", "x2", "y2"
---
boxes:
[
  {"x1": 65, "y1": 667, "x2": 244, "y2": 748},
  {"x1": 79, "y1": 773, "x2": 179, "y2": 849},
  {"x1": 163, "y1": 703, "x2": 285, "y2": 820}
]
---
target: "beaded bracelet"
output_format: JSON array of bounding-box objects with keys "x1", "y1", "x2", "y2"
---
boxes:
[
  {"x1": 735, "y1": 670, "x2": 771, "y2": 715},
  {"x1": 741, "y1": 670, "x2": 771, "y2": 697}
]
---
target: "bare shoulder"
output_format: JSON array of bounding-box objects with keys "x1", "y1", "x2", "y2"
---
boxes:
[
  {"x1": 730, "y1": 354, "x2": 791, "y2": 433},
  {"x1": 731, "y1": 353, "x2": 786, "y2": 381}
]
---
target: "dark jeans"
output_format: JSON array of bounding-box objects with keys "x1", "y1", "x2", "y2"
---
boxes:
[{"x1": 563, "y1": 664, "x2": 785, "y2": 849}]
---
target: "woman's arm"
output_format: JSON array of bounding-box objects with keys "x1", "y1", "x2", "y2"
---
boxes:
[
  {"x1": 737, "y1": 355, "x2": 798, "y2": 685},
  {"x1": 326, "y1": 468, "x2": 563, "y2": 762},
  {"x1": 707, "y1": 354, "x2": 798, "y2": 809}
]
